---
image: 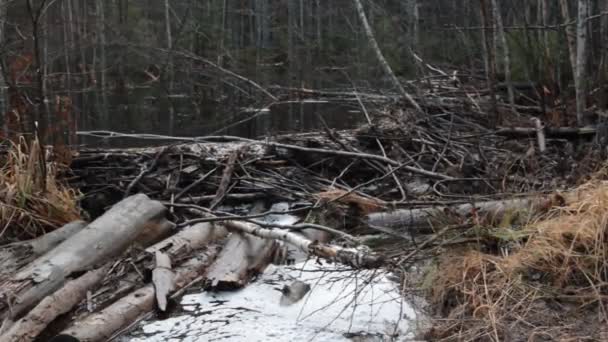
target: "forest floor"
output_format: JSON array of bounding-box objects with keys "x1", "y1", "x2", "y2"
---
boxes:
[{"x1": 2, "y1": 75, "x2": 608, "y2": 341}]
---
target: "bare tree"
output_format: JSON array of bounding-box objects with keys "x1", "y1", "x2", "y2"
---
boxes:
[
  {"x1": 491, "y1": 0, "x2": 515, "y2": 114},
  {"x1": 479, "y1": 0, "x2": 499, "y2": 126},
  {"x1": 352, "y1": 0, "x2": 422, "y2": 114},
  {"x1": 576, "y1": 0, "x2": 589, "y2": 126}
]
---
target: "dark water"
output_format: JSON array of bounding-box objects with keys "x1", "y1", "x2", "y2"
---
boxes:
[{"x1": 76, "y1": 88, "x2": 364, "y2": 147}]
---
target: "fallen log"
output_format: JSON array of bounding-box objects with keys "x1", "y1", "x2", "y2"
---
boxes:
[
  {"x1": 224, "y1": 220, "x2": 384, "y2": 269},
  {"x1": 145, "y1": 222, "x2": 228, "y2": 255},
  {"x1": 0, "y1": 221, "x2": 87, "y2": 279},
  {"x1": 1, "y1": 265, "x2": 110, "y2": 342},
  {"x1": 204, "y1": 231, "x2": 278, "y2": 290},
  {"x1": 135, "y1": 217, "x2": 175, "y2": 247},
  {"x1": 0, "y1": 194, "x2": 166, "y2": 320},
  {"x1": 10, "y1": 221, "x2": 88, "y2": 256},
  {"x1": 204, "y1": 203, "x2": 278, "y2": 290},
  {"x1": 57, "y1": 247, "x2": 222, "y2": 342},
  {"x1": 496, "y1": 125, "x2": 596, "y2": 137},
  {"x1": 367, "y1": 194, "x2": 566, "y2": 230}
]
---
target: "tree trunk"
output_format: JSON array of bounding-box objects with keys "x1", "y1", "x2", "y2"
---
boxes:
[
  {"x1": 560, "y1": 0, "x2": 578, "y2": 84},
  {"x1": 352, "y1": 0, "x2": 422, "y2": 113},
  {"x1": 164, "y1": 0, "x2": 175, "y2": 136},
  {"x1": 479, "y1": 0, "x2": 499, "y2": 126},
  {"x1": 224, "y1": 220, "x2": 384, "y2": 269},
  {"x1": 96, "y1": 0, "x2": 108, "y2": 128},
  {"x1": 491, "y1": 0, "x2": 516, "y2": 113},
  {"x1": 367, "y1": 194, "x2": 569, "y2": 231},
  {"x1": 575, "y1": 0, "x2": 589, "y2": 126}
]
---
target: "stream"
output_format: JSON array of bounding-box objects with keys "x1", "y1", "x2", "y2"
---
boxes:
[
  {"x1": 122, "y1": 205, "x2": 422, "y2": 342},
  {"x1": 125, "y1": 261, "x2": 418, "y2": 342}
]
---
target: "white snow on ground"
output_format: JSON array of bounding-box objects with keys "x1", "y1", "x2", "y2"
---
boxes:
[{"x1": 128, "y1": 260, "x2": 418, "y2": 342}]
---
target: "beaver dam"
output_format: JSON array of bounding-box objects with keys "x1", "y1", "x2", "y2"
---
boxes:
[{"x1": 2, "y1": 70, "x2": 608, "y2": 342}]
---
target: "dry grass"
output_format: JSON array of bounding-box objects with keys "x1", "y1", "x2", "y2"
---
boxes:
[
  {"x1": 0, "y1": 137, "x2": 80, "y2": 241},
  {"x1": 426, "y1": 178, "x2": 608, "y2": 341}
]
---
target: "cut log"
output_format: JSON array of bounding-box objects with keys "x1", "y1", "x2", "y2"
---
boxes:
[
  {"x1": 152, "y1": 252, "x2": 174, "y2": 311},
  {"x1": 134, "y1": 217, "x2": 175, "y2": 247},
  {"x1": 204, "y1": 202, "x2": 278, "y2": 291},
  {"x1": 0, "y1": 194, "x2": 166, "y2": 320},
  {"x1": 145, "y1": 222, "x2": 228, "y2": 255},
  {"x1": 224, "y1": 220, "x2": 384, "y2": 269},
  {"x1": 0, "y1": 221, "x2": 87, "y2": 280},
  {"x1": 1, "y1": 265, "x2": 109, "y2": 342},
  {"x1": 20, "y1": 221, "x2": 88, "y2": 256},
  {"x1": 367, "y1": 194, "x2": 566, "y2": 230},
  {"x1": 204, "y1": 231, "x2": 278, "y2": 290},
  {"x1": 58, "y1": 247, "x2": 221, "y2": 342}
]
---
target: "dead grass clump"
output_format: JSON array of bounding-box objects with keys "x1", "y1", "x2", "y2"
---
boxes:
[
  {"x1": 426, "y1": 180, "x2": 608, "y2": 341},
  {"x1": 0, "y1": 138, "x2": 80, "y2": 241}
]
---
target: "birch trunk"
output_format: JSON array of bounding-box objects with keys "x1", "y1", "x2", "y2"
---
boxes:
[
  {"x1": 224, "y1": 221, "x2": 384, "y2": 269},
  {"x1": 352, "y1": 0, "x2": 422, "y2": 114}
]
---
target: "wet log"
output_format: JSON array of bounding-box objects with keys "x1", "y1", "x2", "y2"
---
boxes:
[
  {"x1": 1, "y1": 265, "x2": 110, "y2": 342},
  {"x1": 0, "y1": 194, "x2": 166, "y2": 320},
  {"x1": 367, "y1": 194, "x2": 565, "y2": 230},
  {"x1": 224, "y1": 220, "x2": 384, "y2": 269},
  {"x1": 57, "y1": 247, "x2": 221, "y2": 342}
]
